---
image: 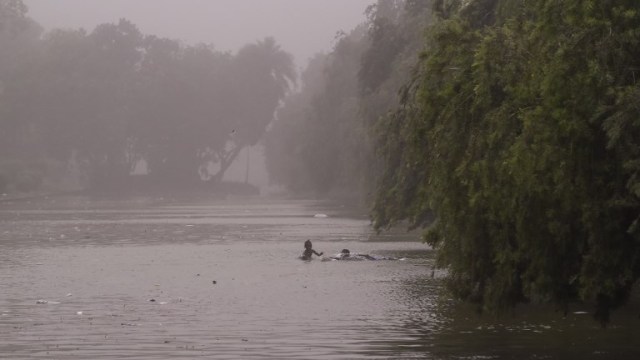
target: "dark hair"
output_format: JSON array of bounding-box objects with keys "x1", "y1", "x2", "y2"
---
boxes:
[
  {"x1": 341, "y1": 249, "x2": 350, "y2": 254},
  {"x1": 304, "y1": 239, "x2": 312, "y2": 247}
]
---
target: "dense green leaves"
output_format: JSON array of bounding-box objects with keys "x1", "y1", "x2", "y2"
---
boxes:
[{"x1": 373, "y1": 0, "x2": 640, "y2": 323}]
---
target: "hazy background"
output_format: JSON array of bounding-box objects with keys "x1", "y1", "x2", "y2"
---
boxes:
[
  {"x1": 25, "y1": 0, "x2": 374, "y2": 69},
  {"x1": 20, "y1": 0, "x2": 374, "y2": 189}
]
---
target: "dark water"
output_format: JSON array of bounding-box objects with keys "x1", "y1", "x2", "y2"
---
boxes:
[{"x1": 0, "y1": 195, "x2": 638, "y2": 359}]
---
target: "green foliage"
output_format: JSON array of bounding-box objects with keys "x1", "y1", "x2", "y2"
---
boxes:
[
  {"x1": 373, "y1": 0, "x2": 640, "y2": 323},
  {"x1": 359, "y1": 0, "x2": 406, "y2": 94}
]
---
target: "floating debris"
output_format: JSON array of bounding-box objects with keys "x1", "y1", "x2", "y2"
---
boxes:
[
  {"x1": 313, "y1": 214, "x2": 328, "y2": 218},
  {"x1": 34, "y1": 299, "x2": 60, "y2": 305}
]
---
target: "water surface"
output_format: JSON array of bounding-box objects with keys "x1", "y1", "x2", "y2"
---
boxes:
[{"x1": 0, "y1": 195, "x2": 638, "y2": 359}]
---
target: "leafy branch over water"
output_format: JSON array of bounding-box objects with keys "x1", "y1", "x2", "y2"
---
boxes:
[{"x1": 372, "y1": 0, "x2": 640, "y2": 324}]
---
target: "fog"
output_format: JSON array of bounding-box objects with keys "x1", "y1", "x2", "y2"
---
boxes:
[
  {"x1": 25, "y1": 0, "x2": 374, "y2": 68},
  {"x1": 0, "y1": 0, "x2": 375, "y2": 195}
]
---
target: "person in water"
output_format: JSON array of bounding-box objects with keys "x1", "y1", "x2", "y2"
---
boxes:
[
  {"x1": 335, "y1": 248, "x2": 375, "y2": 260},
  {"x1": 332, "y1": 248, "x2": 398, "y2": 261},
  {"x1": 301, "y1": 239, "x2": 323, "y2": 260}
]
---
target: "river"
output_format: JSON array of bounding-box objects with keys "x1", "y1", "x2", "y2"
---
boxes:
[{"x1": 0, "y1": 195, "x2": 638, "y2": 359}]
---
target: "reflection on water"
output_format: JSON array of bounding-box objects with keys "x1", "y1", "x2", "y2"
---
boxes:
[{"x1": 1, "y1": 195, "x2": 639, "y2": 359}]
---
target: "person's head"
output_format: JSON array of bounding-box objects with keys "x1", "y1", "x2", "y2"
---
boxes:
[
  {"x1": 341, "y1": 249, "x2": 350, "y2": 256},
  {"x1": 304, "y1": 239, "x2": 312, "y2": 249}
]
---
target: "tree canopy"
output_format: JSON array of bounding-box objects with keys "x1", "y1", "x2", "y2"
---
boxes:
[
  {"x1": 372, "y1": 0, "x2": 640, "y2": 324},
  {"x1": 0, "y1": 1, "x2": 294, "y2": 192}
]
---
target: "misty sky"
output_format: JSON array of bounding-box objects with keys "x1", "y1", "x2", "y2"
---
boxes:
[{"x1": 25, "y1": 0, "x2": 374, "y2": 68}]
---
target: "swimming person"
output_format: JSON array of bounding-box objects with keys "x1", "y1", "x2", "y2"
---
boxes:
[
  {"x1": 332, "y1": 248, "x2": 373, "y2": 260},
  {"x1": 330, "y1": 249, "x2": 399, "y2": 261},
  {"x1": 301, "y1": 239, "x2": 323, "y2": 260}
]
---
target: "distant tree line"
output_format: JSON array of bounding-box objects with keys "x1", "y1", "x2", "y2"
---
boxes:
[
  {"x1": 0, "y1": 0, "x2": 294, "y2": 193},
  {"x1": 265, "y1": 0, "x2": 640, "y2": 324},
  {"x1": 265, "y1": 0, "x2": 430, "y2": 199}
]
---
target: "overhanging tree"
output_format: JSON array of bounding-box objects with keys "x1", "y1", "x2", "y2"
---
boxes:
[{"x1": 373, "y1": 0, "x2": 640, "y2": 324}]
